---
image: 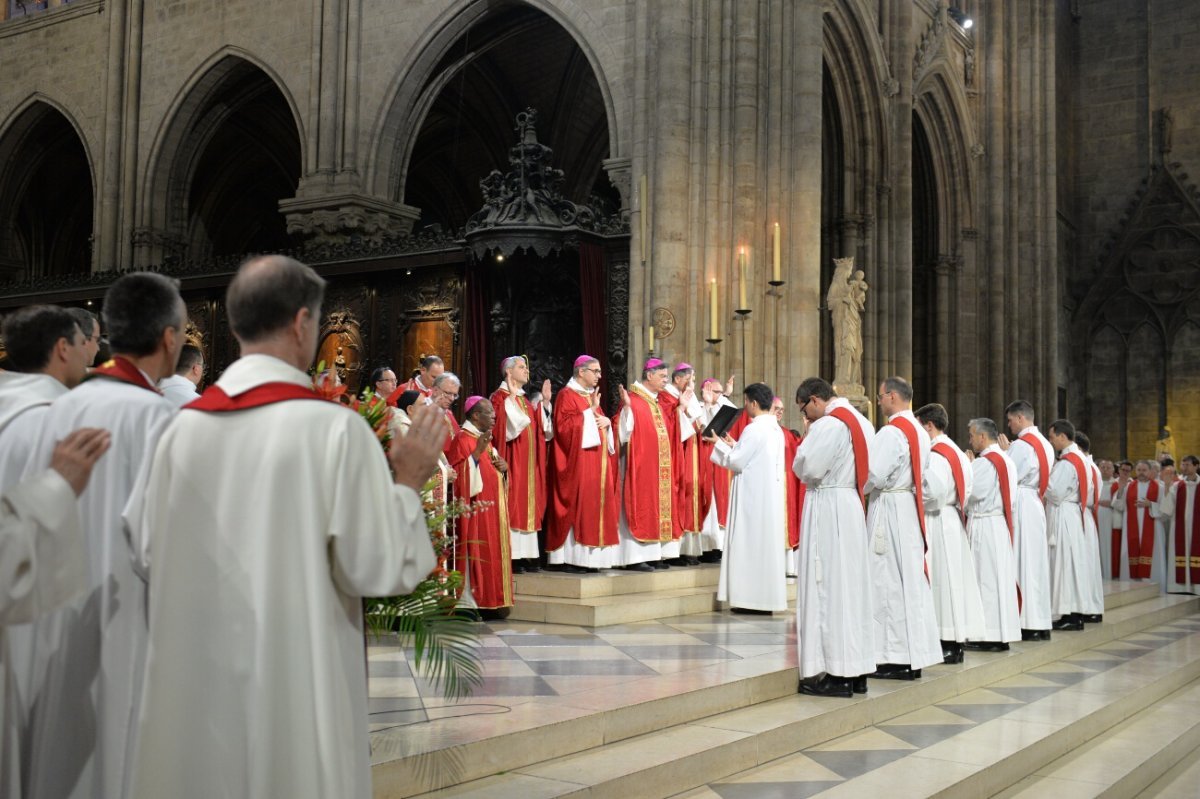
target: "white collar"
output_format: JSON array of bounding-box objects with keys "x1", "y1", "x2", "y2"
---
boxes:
[
  {"x1": 567, "y1": 377, "x2": 594, "y2": 394},
  {"x1": 215, "y1": 353, "x2": 310, "y2": 397},
  {"x1": 633, "y1": 380, "x2": 658, "y2": 398}
]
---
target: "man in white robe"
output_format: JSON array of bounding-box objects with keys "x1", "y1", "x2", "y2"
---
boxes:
[
  {"x1": 1001, "y1": 400, "x2": 1054, "y2": 640},
  {"x1": 1044, "y1": 420, "x2": 1092, "y2": 631},
  {"x1": 708, "y1": 383, "x2": 786, "y2": 613},
  {"x1": 1074, "y1": 432, "x2": 1106, "y2": 622},
  {"x1": 157, "y1": 343, "x2": 203, "y2": 408},
  {"x1": 125, "y1": 255, "x2": 440, "y2": 799},
  {"x1": 865, "y1": 377, "x2": 942, "y2": 680},
  {"x1": 963, "y1": 418, "x2": 1022, "y2": 650},
  {"x1": 699, "y1": 376, "x2": 736, "y2": 560},
  {"x1": 1154, "y1": 461, "x2": 1180, "y2": 593},
  {"x1": 1162, "y1": 454, "x2": 1200, "y2": 594},
  {"x1": 21, "y1": 273, "x2": 186, "y2": 799},
  {"x1": 792, "y1": 378, "x2": 875, "y2": 698},
  {"x1": 915, "y1": 403, "x2": 986, "y2": 664},
  {"x1": 1096, "y1": 459, "x2": 1118, "y2": 581},
  {"x1": 1109, "y1": 461, "x2": 1134, "y2": 578},
  {"x1": 1, "y1": 429, "x2": 109, "y2": 799},
  {"x1": 0, "y1": 305, "x2": 93, "y2": 799}
]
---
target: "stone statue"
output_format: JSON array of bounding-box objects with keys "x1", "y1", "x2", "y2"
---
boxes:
[
  {"x1": 827, "y1": 257, "x2": 868, "y2": 392},
  {"x1": 1156, "y1": 425, "x2": 1177, "y2": 464}
]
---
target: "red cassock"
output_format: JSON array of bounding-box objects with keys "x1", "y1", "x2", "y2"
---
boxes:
[
  {"x1": 545, "y1": 387, "x2": 620, "y2": 548},
  {"x1": 656, "y1": 390, "x2": 689, "y2": 539},
  {"x1": 678, "y1": 429, "x2": 713, "y2": 535},
  {"x1": 781, "y1": 428, "x2": 806, "y2": 549},
  {"x1": 490, "y1": 388, "x2": 548, "y2": 533},
  {"x1": 622, "y1": 386, "x2": 675, "y2": 543},
  {"x1": 442, "y1": 409, "x2": 461, "y2": 457},
  {"x1": 446, "y1": 428, "x2": 514, "y2": 609}
]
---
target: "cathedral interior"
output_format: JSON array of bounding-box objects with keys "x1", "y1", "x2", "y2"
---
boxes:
[{"x1": 1, "y1": 0, "x2": 1198, "y2": 460}]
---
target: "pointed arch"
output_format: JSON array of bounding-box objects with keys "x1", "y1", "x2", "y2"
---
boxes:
[
  {"x1": 913, "y1": 67, "x2": 977, "y2": 246},
  {"x1": 0, "y1": 96, "x2": 96, "y2": 278}
]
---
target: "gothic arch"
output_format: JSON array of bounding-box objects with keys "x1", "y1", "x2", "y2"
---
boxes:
[
  {"x1": 913, "y1": 68, "x2": 976, "y2": 247},
  {"x1": 0, "y1": 96, "x2": 96, "y2": 278},
  {"x1": 140, "y1": 50, "x2": 305, "y2": 264},
  {"x1": 367, "y1": 0, "x2": 622, "y2": 210}
]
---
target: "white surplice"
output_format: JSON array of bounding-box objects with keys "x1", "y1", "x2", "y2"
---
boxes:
[
  {"x1": 1080, "y1": 457, "x2": 1106, "y2": 614},
  {"x1": 1045, "y1": 444, "x2": 1092, "y2": 618},
  {"x1": 1008, "y1": 428, "x2": 1054, "y2": 630},
  {"x1": 20, "y1": 373, "x2": 175, "y2": 799},
  {"x1": 864, "y1": 410, "x2": 942, "y2": 670},
  {"x1": 792, "y1": 398, "x2": 875, "y2": 679},
  {"x1": 711, "y1": 413, "x2": 787, "y2": 612},
  {"x1": 616, "y1": 381, "x2": 663, "y2": 566},
  {"x1": 699, "y1": 397, "x2": 736, "y2": 552},
  {"x1": 1097, "y1": 476, "x2": 1118, "y2": 580},
  {"x1": 966, "y1": 445, "x2": 1022, "y2": 643},
  {"x1": 1, "y1": 470, "x2": 86, "y2": 799},
  {"x1": 156, "y1": 374, "x2": 199, "y2": 408},
  {"x1": 1162, "y1": 476, "x2": 1200, "y2": 594},
  {"x1": 0, "y1": 371, "x2": 71, "y2": 799},
  {"x1": 1154, "y1": 479, "x2": 1177, "y2": 593},
  {"x1": 546, "y1": 378, "x2": 617, "y2": 570},
  {"x1": 924, "y1": 434, "x2": 986, "y2": 643},
  {"x1": 125, "y1": 353, "x2": 435, "y2": 799}
]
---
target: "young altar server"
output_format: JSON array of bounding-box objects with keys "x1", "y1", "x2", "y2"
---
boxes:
[
  {"x1": 1001, "y1": 400, "x2": 1054, "y2": 640},
  {"x1": 1044, "y1": 419, "x2": 1092, "y2": 631}
]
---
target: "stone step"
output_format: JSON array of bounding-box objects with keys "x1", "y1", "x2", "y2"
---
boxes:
[
  {"x1": 514, "y1": 564, "x2": 722, "y2": 599},
  {"x1": 1134, "y1": 738, "x2": 1200, "y2": 798},
  {"x1": 993, "y1": 680, "x2": 1200, "y2": 798},
  {"x1": 370, "y1": 585, "x2": 1196, "y2": 798}
]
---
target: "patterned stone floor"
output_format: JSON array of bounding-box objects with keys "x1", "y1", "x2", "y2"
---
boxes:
[{"x1": 367, "y1": 610, "x2": 798, "y2": 733}]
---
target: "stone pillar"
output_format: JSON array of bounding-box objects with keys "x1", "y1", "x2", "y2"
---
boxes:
[
  {"x1": 97, "y1": 0, "x2": 129, "y2": 270},
  {"x1": 118, "y1": 0, "x2": 145, "y2": 269}
]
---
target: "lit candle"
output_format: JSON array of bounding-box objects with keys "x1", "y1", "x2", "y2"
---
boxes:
[
  {"x1": 737, "y1": 249, "x2": 745, "y2": 309},
  {"x1": 640, "y1": 174, "x2": 648, "y2": 263},
  {"x1": 648, "y1": 324, "x2": 655, "y2": 350},
  {"x1": 773, "y1": 222, "x2": 781, "y2": 282},
  {"x1": 709, "y1": 278, "x2": 719, "y2": 339}
]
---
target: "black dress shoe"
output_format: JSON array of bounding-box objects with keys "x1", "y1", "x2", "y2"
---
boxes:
[
  {"x1": 699, "y1": 551, "x2": 721, "y2": 563},
  {"x1": 942, "y1": 646, "x2": 965, "y2": 665},
  {"x1": 524, "y1": 560, "x2": 542, "y2": 573},
  {"x1": 1052, "y1": 615, "x2": 1084, "y2": 631},
  {"x1": 624, "y1": 563, "x2": 654, "y2": 572},
  {"x1": 1082, "y1": 614, "x2": 1103, "y2": 623},
  {"x1": 685, "y1": 557, "x2": 702, "y2": 566},
  {"x1": 963, "y1": 641, "x2": 1010, "y2": 652},
  {"x1": 730, "y1": 607, "x2": 773, "y2": 615},
  {"x1": 564, "y1": 564, "x2": 591, "y2": 574},
  {"x1": 851, "y1": 676, "x2": 868, "y2": 694},
  {"x1": 512, "y1": 562, "x2": 527, "y2": 574},
  {"x1": 799, "y1": 674, "x2": 853, "y2": 698},
  {"x1": 667, "y1": 557, "x2": 688, "y2": 567},
  {"x1": 869, "y1": 664, "x2": 920, "y2": 680},
  {"x1": 653, "y1": 560, "x2": 670, "y2": 570},
  {"x1": 1022, "y1": 628, "x2": 1052, "y2": 641}
]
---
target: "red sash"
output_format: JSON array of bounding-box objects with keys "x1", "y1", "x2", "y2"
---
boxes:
[
  {"x1": 932, "y1": 442, "x2": 967, "y2": 526},
  {"x1": 829, "y1": 406, "x2": 868, "y2": 510},
  {"x1": 89, "y1": 356, "x2": 161, "y2": 394},
  {"x1": 185, "y1": 382, "x2": 327, "y2": 411},
  {"x1": 888, "y1": 417, "x2": 929, "y2": 578},
  {"x1": 1018, "y1": 430, "x2": 1051, "y2": 498},
  {"x1": 1125, "y1": 480, "x2": 1160, "y2": 579},
  {"x1": 983, "y1": 450, "x2": 1020, "y2": 612},
  {"x1": 1111, "y1": 482, "x2": 1122, "y2": 579},
  {"x1": 1173, "y1": 481, "x2": 1200, "y2": 584},
  {"x1": 1062, "y1": 452, "x2": 1091, "y2": 527}
]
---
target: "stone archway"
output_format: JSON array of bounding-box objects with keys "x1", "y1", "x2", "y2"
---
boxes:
[
  {"x1": 0, "y1": 98, "x2": 95, "y2": 279},
  {"x1": 139, "y1": 53, "x2": 303, "y2": 265}
]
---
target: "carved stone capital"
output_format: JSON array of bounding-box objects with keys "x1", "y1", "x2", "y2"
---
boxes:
[
  {"x1": 279, "y1": 193, "x2": 421, "y2": 246},
  {"x1": 602, "y1": 156, "x2": 633, "y2": 211},
  {"x1": 131, "y1": 226, "x2": 186, "y2": 260}
]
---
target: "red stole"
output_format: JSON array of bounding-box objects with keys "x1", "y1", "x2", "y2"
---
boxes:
[
  {"x1": 445, "y1": 429, "x2": 513, "y2": 609},
  {"x1": 622, "y1": 387, "x2": 674, "y2": 542},
  {"x1": 1174, "y1": 481, "x2": 1200, "y2": 584},
  {"x1": 186, "y1": 382, "x2": 325, "y2": 411},
  {"x1": 1062, "y1": 452, "x2": 1091, "y2": 527},
  {"x1": 889, "y1": 415, "x2": 929, "y2": 579},
  {"x1": 1111, "y1": 482, "x2": 1123, "y2": 579},
  {"x1": 489, "y1": 389, "x2": 547, "y2": 533},
  {"x1": 828, "y1": 406, "x2": 869, "y2": 510},
  {"x1": 90, "y1": 356, "x2": 161, "y2": 394},
  {"x1": 983, "y1": 450, "x2": 1020, "y2": 611},
  {"x1": 1126, "y1": 480, "x2": 1159, "y2": 579},
  {"x1": 1018, "y1": 430, "x2": 1051, "y2": 498},
  {"x1": 545, "y1": 389, "x2": 619, "y2": 549},
  {"x1": 932, "y1": 442, "x2": 967, "y2": 526}
]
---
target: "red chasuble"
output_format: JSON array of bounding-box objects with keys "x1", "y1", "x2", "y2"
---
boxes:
[
  {"x1": 489, "y1": 388, "x2": 548, "y2": 533},
  {"x1": 1126, "y1": 479, "x2": 1159, "y2": 579},
  {"x1": 1174, "y1": 481, "x2": 1200, "y2": 585},
  {"x1": 545, "y1": 387, "x2": 619, "y2": 549},
  {"x1": 828, "y1": 407, "x2": 869, "y2": 511},
  {"x1": 932, "y1": 442, "x2": 968, "y2": 526},
  {"x1": 1062, "y1": 452, "x2": 1091, "y2": 526},
  {"x1": 656, "y1": 390, "x2": 688, "y2": 539},
  {"x1": 782, "y1": 428, "x2": 804, "y2": 549},
  {"x1": 1018, "y1": 430, "x2": 1051, "y2": 499},
  {"x1": 623, "y1": 386, "x2": 674, "y2": 542},
  {"x1": 89, "y1": 356, "x2": 162, "y2": 394},
  {"x1": 446, "y1": 428, "x2": 513, "y2": 609}
]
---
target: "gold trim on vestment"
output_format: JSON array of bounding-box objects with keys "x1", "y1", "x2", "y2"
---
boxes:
[
  {"x1": 519, "y1": 395, "x2": 537, "y2": 531},
  {"x1": 632, "y1": 384, "x2": 673, "y2": 542}
]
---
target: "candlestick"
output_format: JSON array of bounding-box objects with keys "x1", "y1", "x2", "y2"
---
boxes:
[
  {"x1": 772, "y1": 222, "x2": 781, "y2": 283},
  {"x1": 640, "y1": 174, "x2": 648, "y2": 263},
  {"x1": 709, "y1": 278, "x2": 719, "y2": 339},
  {"x1": 737, "y1": 247, "x2": 748, "y2": 312},
  {"x1": 648, "y1": 324, "x2": 655, "y2": 352}
]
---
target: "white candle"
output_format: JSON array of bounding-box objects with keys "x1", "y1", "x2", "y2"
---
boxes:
[
  {"x1": 738, "y1": 248, "x2": 748, "y2": 310},
  {"x1": 709, "y1": 279, "x2": 718, "y2": 339},
  {"x1": 773, "y1": 222, "x2": 781, "y2": 282},
  {"x1": 640, "y1": 174, "x2": 648, "y2": 263}
]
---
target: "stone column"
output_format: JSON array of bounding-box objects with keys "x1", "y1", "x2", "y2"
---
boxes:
[
  {"x1": 118, "y1": 0, "x2": 145, "y2": 269},
  {"x1": 97, "y1": 0, "x2": 129, "y2": 271}
]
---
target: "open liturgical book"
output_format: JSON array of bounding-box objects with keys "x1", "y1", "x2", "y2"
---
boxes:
[{"x1": 701, "y1": 405, "x2": 740, "y2": 439}]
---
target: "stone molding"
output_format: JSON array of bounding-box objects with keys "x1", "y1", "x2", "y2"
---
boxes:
[{"x1": 279, "y1": 193, "x2": 421, "y2": 246}]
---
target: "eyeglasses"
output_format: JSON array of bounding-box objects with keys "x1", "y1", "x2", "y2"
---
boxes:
[
  {"x1": 798, "y1": 397, "x2": 811, "y2": 410},
  {"x1": 582, "y1": 367, "x2": 602, "y2": 374}
]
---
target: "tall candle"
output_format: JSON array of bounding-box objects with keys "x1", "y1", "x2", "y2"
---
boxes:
[
  {"x1": 709, "y1": 278, "x2": 719, "y2": 339},
  {"x1": 648, "y1": 324, "x2": 655, "y2": 350},
  {"x1": 738, "y1": 247, "x2": 748, "y2": 310},
  {"x1": 640, "y1": 174, "x2": 648, "y2": 262},
  {"x1": 773, "y1": 222, "x2": 781, "y2": 282}
]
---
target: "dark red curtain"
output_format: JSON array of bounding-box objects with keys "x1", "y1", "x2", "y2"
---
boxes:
[
  {"x1": 465, "y1": 259, "x2": 491, "y2": 401},
  {"x1": 578, "y1": 242, "x2": 608, "y2": 395}
]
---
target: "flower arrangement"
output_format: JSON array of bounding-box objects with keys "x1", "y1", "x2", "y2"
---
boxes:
[{"x1": 311, "y1": 363, "x2": 484, "y2": 701}]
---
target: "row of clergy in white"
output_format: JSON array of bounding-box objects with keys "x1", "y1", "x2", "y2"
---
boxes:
[{"x1": 0, "y1": 258, "x2": 451, "y2": 799}]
